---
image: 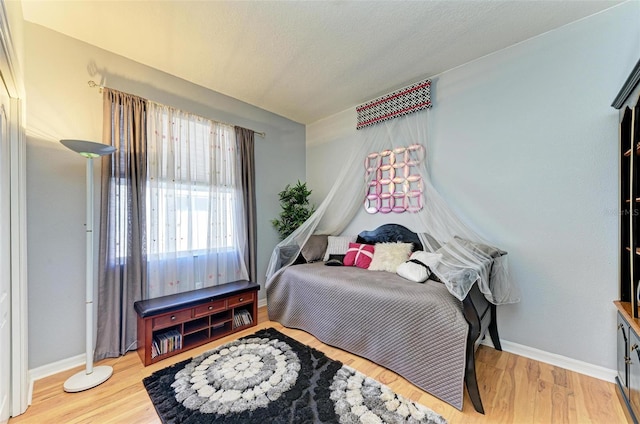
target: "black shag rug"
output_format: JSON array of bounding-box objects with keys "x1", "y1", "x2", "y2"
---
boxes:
[{"x1": 143, "y1": 327, "x2": 447, "y2": 424}]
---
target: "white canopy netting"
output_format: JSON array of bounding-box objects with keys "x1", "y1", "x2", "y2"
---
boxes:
[{"x1": 265, "y1": 109, "x2": 520, "y2": 305}]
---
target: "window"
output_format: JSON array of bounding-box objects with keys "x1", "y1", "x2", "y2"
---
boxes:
[
  {"x1": 145, "y1": 103, "x2": 248, "y2": 297},
  {"x1": 98, "y1": 89, "x2": 254, "y2": 359},
  {"x1": 147, "y1": 183, "x2": 237, "y2": 255},
  {"x1": 114, "y1": 183, "x2": 238, "y2": 257}
]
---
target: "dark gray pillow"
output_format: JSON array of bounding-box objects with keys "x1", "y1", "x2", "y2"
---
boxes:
[
  {"x1": 328, "y1": 253, "x2": 345, "y2": 262},
  {"x1": 301, "y1": 235, "x2": 328, "y2": 263},
  {"x1": 324, "y1": 254, "x2": 345, "y2": 266}
]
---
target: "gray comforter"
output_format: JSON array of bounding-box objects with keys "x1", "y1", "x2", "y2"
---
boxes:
[{"x1": 266, "y1": 262, "x2": 469, "y2": 409}]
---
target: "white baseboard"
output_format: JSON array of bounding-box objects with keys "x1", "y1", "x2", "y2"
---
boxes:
[
  {"x1": 28, "y1": 354, "x2": 85, "y2": 404},
  {"x1": 27, "y1": 302, "x2": 272, "y2": 395},
  {"x1": 255, "y1": 296, "x2": 615, "y2": 382},
  {"x1": 29, "y1": 353, "x2": 85, "y2": 382},
  {"x1": 29, "y1": 353, "x2": 86, "y2": 381},
  {"x1": 29, "y1": 309, "x2": 615, "y2": 403},
  {"x1": 29, "y1": 300, "x2": 270, "y2": 394},
  {"x1": 29, "y1": 337, "x2": 616, "y2": 387},
  {"x1": 481, "y1": 338, "x2": 617, "y2": 383}
]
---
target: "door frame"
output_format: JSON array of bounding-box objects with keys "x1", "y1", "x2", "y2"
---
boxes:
[{"x1": 0, "y1": 0, "x2": 28, "y2": 417}]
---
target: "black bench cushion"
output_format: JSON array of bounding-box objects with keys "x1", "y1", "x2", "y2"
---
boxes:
[{"x1": 134, "y1": 280, "x2": 259, "y2": 318}]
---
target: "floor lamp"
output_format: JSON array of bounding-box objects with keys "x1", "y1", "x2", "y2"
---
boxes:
[{"x1": 60, "y1": 139, "x2": 116, "y2": 392}]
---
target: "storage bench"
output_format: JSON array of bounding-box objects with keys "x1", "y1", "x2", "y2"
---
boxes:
[{"x1": 134, "y1": 280, "x2": 259, "y2": 366}]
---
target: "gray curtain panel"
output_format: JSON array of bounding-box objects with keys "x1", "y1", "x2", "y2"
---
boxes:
[
  {"x1": 235, "y1": 127, "x2": 257, "y2": 283},
  {"x1": 95, "y1": 89, "x2": 147, "y2": 361}
]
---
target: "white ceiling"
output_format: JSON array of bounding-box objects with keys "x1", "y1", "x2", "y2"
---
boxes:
[{"x1": 22, "y1": 0, "x2": 624, "y2": 124}]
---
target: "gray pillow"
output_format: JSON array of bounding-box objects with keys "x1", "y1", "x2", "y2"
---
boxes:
[
  {"x1": 323, "y1": 235, "x2": 356, "y2": 261},
  {"x1": 301, "y1": 235, "x2": 328, "y2": 262},
  {"x1": 419, "y1": 232, "x2": 442, "y2": 251},
  {"x1": 453, "y1": 236, "x2": 506, "y2": 258}
]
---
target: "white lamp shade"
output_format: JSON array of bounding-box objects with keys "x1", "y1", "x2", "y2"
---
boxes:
[{"x1": 60, "y1": 139, "x2": 116, "y2": 158}]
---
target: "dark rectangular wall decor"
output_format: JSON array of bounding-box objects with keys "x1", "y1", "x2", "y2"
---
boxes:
[{"x1": 356, "y1": 79, "x2": 431, "y2": 129}]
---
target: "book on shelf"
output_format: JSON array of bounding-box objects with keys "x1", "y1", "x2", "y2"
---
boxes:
[
  {"x1": 233, "y1": 309, "x2": 253, "y2": 328},
  {"x1": 152, "y1": 329, "x2": 182, "y2": 357}
]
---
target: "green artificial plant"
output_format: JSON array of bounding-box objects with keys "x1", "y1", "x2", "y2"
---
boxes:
[{"x1": 271, "y1": 180, "x2": 316, "y2": 240}]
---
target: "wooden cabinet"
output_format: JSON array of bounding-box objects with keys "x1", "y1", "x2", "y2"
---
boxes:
[
  {"x1": 614, "y1": 58, "x2": 640, "y2": 423},
  {"x1": 618, "y1": 312, "x2": 630, "y2": 392},
  {"x1": 134, "y1": 280, "x2": 259, "y2": 366},
  {"x1": 615, "y1": 59, "x2": 640, "y2": 313},
  {"x1": 631, "y1": 328, "x2": 640, "y2": 420},
  {"x1": 616, "y1": 305, "x2": 640, "y2": 424},
  {"x1": 620, "y1": 101, "x2": 640, "y2": 314}
]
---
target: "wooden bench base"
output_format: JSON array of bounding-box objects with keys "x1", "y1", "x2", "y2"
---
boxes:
[{"x1": 134, "y1": 280, "x2": 259, "y2": 366}]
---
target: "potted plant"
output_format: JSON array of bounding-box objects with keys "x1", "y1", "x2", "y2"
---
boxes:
[{"x1": 271, "y1": 180, "x2": 315, "y2": 240}]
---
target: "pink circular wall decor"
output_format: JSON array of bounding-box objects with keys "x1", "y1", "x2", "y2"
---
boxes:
[{"x1": 364, "y1": 144, "x2": 425, "y2": 214}]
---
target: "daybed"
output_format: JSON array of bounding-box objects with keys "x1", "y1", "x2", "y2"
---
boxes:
[{"x1": 266, "y1": 224, "x2": 502, "y2": 413}]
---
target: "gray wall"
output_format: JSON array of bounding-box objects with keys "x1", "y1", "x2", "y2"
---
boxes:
[
  {"x1": 306, "y1": 1, "x2": 640, "y2": 370},
  {"x1": 25, "y1": 22, "x2": 305, "y2": 368}
]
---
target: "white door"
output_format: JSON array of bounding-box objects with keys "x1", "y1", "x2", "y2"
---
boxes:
[{"x1": 0, "y1": 81, "x2": 10, "y2": 423}]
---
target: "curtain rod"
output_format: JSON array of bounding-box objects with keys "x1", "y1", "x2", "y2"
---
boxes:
[{"x1": 87, "y1": 80, "x2": 266, "y2": 138}]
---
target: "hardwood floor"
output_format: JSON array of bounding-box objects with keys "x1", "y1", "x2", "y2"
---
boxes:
[{"x1": 10, "y1": 306, "x2": 630, "y2": 423}]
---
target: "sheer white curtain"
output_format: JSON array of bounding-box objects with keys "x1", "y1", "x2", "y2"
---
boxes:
[
  {"x1": 146, "y1": 102, "x2": 249, "y2": 298},
  {"x1": 266, "y1": 110, "x2": 520, "y2": 305}
]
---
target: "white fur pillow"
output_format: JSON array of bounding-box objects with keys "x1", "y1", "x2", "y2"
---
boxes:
[
  {"x1": 323, "y1": 235, "x2": 357, "y2": 261},
  {"x1": 368, "y1": 242, "x2": 413, "y2": 272},
  {"x1": 397, "y1": 251, "x2": 443, "y2": 283}
]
